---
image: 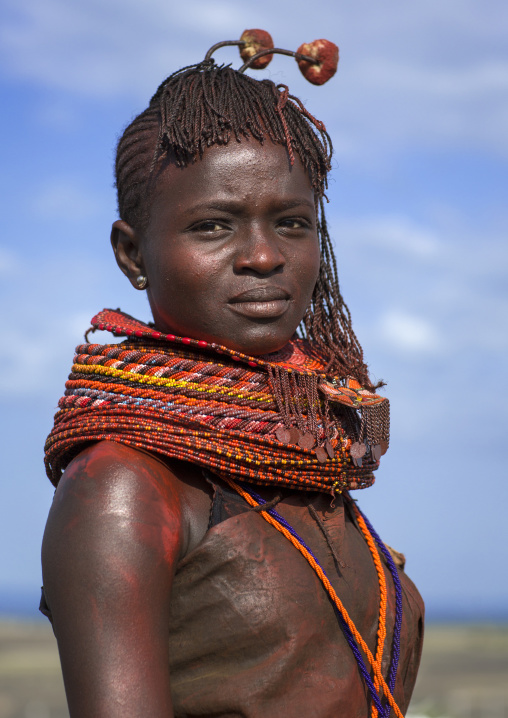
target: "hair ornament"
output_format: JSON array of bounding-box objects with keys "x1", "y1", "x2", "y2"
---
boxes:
[
  {"x1": 296, "y1": 39, "x2": 339, "y2": 85},
  {"x1": 203, "y1": 29, "x2": 275, "y2": 68},
  {"x1": 202, "y1": 30, "x2": 339, "y2": 85},
  {"x1": 115, "y1": 32, "x2": 376, "y2": 388},
  {"x1": 239, "y1": 29, "x2": 274, "y2": 69}
]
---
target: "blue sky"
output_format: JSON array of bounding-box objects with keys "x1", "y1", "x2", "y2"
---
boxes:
[{"x1": 1, "y1": 0, "x2": 507, "y2": 619}]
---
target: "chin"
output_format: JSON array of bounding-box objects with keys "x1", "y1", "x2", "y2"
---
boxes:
[
  {"x1": 223, "y1": 330, "x2": 296, "y2": 356},
  {"x1": 151, "y1": 312, "x2": 298, "y2": 356}
]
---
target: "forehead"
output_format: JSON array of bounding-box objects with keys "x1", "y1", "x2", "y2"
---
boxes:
[{"x1": 150, "y1": 140, "x2": 315, "y2": 212}]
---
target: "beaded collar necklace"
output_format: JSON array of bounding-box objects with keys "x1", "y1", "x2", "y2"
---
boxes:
[{"x1": 45, "y1": 308, "x2": 389, "y2": 494}]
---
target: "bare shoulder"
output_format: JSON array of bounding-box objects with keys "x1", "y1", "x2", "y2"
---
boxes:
[
  {"x1": 46, "y1": 441, "x2": 184, "y2": 539},
  {"x1": 43, "y1": 441, "x2": 212, "y2": 565},
  {"x1": 43, "y1": 442, "x2": 186, "y2": 587},
  {"x1": 41, "y1": 441, "x2": 208, "y2": 718}
]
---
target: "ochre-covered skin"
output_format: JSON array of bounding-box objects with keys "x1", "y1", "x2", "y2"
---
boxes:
[
  {"x1": 42, "y1": 443, "x2": 423, "y2": 717},
  {"x1": 169, "y1": 477, "x2": 424, "y2": 716},
  {"x1": 111, "y1": 142, "x2": 321, "y2": 357},
  {"x1": 42, "y1": 136, "x2": 424, "y2": 716},
  {"x1": 42, "y1": 443, "x2": 210, "y2": 717}
]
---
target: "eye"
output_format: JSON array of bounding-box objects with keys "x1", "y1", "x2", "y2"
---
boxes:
[
  {"x1": 277, "y1": 217, "x2": 311, "y2": 231},
  {"x1": 192, "y1": 220, "x2": 228, "y2": 233}
]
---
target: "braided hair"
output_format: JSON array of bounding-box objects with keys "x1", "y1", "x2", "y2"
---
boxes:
[{"x1": 115, "y1": 61, "x2": 375, "y2": 387}]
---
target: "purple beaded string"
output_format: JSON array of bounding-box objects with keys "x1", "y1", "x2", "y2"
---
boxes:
[
  {"x1": 354, "y1": 504, "x2": 403, "y2": 717},
  {"x1": 242, "y1": 484, "x2": 385, "y2": 715}
]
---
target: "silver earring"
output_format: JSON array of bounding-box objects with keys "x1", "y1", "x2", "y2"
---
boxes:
[{"x1": 135, "y1": 275, "x2": 148, "y2": 290}]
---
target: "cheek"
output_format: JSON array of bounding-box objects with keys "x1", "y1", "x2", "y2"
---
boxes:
[
  {"x1": 299, "y1": 241, "x2": 321, "y2": 296},
  {"x1": 147, "y1": 245, "x2": 229, "y2": 330},
  {"x1": 149, "y1": 243, "x2": 211, "y2": 294}
]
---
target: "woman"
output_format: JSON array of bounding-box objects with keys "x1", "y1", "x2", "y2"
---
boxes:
[{"x1": 41, "y1": 32, "x2": 424, "y2": 718}]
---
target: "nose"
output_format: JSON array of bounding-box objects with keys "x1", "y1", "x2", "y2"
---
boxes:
[{"x1": 233, "y1": 225, "x2": 285, "y2": 276}]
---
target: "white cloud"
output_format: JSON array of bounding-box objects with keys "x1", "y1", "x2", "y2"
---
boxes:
[
  {"x1": 336, "y1": 57, "x2": 508, "y2": 157},
  {"x1": 338, "y1": 216, "x2": 441, "y2": 259},
  {"x1": 170, "y1": 1, "x2": 256, "y2": 34},
  {"x1": 1, "y1": 0, "x2": 507, "y2": 157},
  {"x1": 0, "y1": 0, "x2": 258, "y2": 98},
  {"x1": 0, "y1": 309, "x2": 128, "y2": 398},
  {"x1": 0, "y1": 326, "x2": 56, "y2": 396},
  {"x1": 333, "y1": 212, "x2": 508, "y2": 363},
  {"x1": 359, "y1": 59, "x2": 508, "y2": 99},
  {"x1": 0, "y1": 247, "x2": 151, "y2": 399},
  {"x1": 378, "y1": 310, "x2": 442, "y2": 354}
]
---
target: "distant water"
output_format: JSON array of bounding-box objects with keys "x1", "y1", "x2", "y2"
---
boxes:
[
  {"x1": 1, "y1": 587, "x2": 507, "y2": 623},
  {"x1": 422, "y1": 597, "x2": 508, "y2": 623},
  {"x1": 0, "y1": 588, "x2": 46, "y2": 621}
]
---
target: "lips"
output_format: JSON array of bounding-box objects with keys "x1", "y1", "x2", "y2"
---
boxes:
[{"x1": 228, "y1": 287, "x2": 292, "y2": 319}]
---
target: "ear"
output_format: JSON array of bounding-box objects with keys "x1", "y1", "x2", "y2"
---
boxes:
[{"x1": 111, "y1": 220, "x2": 145, "y2": 289}]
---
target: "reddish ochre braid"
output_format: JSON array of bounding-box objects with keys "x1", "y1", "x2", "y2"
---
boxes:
[
  {"x1": 115, "y1": 62, "x2": 376, "y2": 386},
  {"x1": 45, "y1": 309, "x2": 390, "y2": 492}
]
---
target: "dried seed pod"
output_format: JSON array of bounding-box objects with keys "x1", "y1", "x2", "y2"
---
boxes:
[
  {"x1": 296, "y1": 39, "x2": 339, "y2": 85},
  {"x1": 240, "y1": 29, "x2": 274, "y2": 69}
]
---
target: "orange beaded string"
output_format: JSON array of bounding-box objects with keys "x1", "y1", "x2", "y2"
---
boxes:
[
  {"x1": 224, "y1": 476, "x2": 404, "y2": 718},
  {"x1": 354, "y1": 506, "x2": 388, "y2": 718}
]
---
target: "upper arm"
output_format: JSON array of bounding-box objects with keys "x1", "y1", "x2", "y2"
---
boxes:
[{"x1": 42, "y1": 441, "x2": 184, "y2": 718}]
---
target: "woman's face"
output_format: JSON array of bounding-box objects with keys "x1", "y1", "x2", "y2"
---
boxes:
[{"x1": 112, "y1": 140, "x2": 321, "y2": 355}]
